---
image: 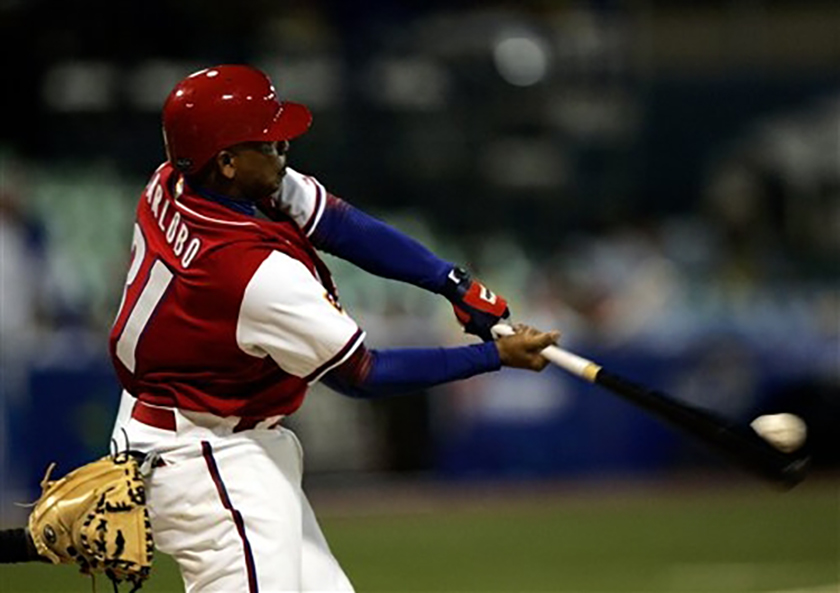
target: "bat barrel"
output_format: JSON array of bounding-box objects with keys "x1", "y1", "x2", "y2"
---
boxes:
[
  {"x1": 596, "y1": 369, "x2": 810, "y2": 488},
  {"x1": 491, "y1": 323, "x2": 809, "y2": 487}
]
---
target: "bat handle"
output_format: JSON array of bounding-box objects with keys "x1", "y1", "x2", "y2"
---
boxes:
[{"x1": 491, "y1": 323, "x2": 602, "y2": 382}]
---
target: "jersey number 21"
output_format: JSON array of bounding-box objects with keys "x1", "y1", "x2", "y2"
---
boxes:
[{"x1": 113, "y1": 223, "x2": 173, "y2": 372}]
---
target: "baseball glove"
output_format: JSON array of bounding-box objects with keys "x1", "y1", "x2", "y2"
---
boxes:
[{"x1": 27, "y1": 454, "x2": 154, "y2": 592}]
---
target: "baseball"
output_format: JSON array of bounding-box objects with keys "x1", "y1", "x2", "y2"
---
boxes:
[{"x1": 750, "y1": 413, "x2": 807, "y2": 453}]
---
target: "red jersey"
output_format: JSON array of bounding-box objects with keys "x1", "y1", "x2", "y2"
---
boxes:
[{"x1": 109, "y1": 163, "x2": 364, "y2": 419}]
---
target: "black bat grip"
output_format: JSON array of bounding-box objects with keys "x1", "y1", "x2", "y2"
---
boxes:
[{"x1": 595, "y1": 369, "x2": 810, "y2": 488}]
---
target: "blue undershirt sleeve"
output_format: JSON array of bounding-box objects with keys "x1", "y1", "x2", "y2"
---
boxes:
[
  {"x1": 310, "y1": 197, "x2": 454, "y2": 293},
  {"x1": 321, "y1": 341, "x2": 502, "y2": 399}
]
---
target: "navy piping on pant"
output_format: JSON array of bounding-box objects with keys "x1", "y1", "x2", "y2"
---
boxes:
[{"x1": 201, "y1": 441, "x2": 259, "y2": 593}]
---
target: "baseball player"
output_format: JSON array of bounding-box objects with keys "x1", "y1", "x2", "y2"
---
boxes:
[{"x1": 1, "y1": 65, "x2": 558, "y2": 592}]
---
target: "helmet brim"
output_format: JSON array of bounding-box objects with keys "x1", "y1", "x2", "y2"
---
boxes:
[{"x1": 266, "y1": 101, "x2": 312, "y2": 141}]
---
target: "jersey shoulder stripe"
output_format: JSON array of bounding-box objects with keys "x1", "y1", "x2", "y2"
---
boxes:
[
  {"x1": 279, "y1": 168, "x2": 327, "y2": 235},
  {"x1": 300, "y1": 175, "x2": 325, "y2": 236},
  {"x1": 173, "y1": 195, "x2": 259, "y2": 228},
  {"x1": 304, "y1": 328, "x2": 365, "y2": 384}
]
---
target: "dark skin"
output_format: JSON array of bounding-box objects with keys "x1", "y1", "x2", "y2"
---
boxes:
[
  {"x1": 496, "y1": 324, "x2": 560, "y2": 371},
  {"x1": 198, "y1": 140, "x2": 290, "y2": 202},
  {"x1": 198, "y1": 140, "x2": 560, "y2": 372}
]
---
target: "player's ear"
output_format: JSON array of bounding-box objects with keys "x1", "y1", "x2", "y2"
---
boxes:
[{"x1": 217, "y1": 151, "x2": 236, "y2": 180}]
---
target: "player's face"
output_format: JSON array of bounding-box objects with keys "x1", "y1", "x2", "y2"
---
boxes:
[{"x1": 228, "y1": 141, "x2": 290, "y2": 200}]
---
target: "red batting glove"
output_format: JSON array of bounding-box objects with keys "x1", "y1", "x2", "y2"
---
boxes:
[{"x1": 442, "y1": 267, "x2": 510, "y2": 341}]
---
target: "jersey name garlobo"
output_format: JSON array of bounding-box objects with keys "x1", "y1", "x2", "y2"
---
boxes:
[
  {"x1": 108, "y1": 163, "x2": 362, "y2": 419},
  {"x1": 144, "y1": 172, "x2": 203, "y2": 269}
]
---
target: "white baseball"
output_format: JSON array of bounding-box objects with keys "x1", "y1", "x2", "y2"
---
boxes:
[{"x1": 750, "y1": 413, "x2": 807, "y2": 453}]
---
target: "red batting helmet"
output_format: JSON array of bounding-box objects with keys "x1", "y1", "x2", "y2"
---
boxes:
[{"x1": 162, "y1": 65, "x2": 312, "y2": 174}]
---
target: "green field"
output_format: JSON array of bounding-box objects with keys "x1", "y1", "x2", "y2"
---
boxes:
[{"x1": 2, "y1": 478, "x2": 837, "y2": 592}]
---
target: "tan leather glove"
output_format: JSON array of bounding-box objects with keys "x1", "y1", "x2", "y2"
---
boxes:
[{"x1": 28, "y1": 454, "x2": 153, "y2": 591}]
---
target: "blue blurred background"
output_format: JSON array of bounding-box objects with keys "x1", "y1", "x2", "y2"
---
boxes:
[{"x1": 1, "y1": 0, "x2": 838, "y2": 522}]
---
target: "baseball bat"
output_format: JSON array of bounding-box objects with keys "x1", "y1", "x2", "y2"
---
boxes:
[{"x1": 492, "y1": 324, "x2": 810, "y2": 488}]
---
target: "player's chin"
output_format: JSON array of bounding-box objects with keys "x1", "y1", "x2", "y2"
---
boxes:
[
  {"x1": 246, "y1": 183, "x2": 280, "y2": 203},
  {"x1": 263, "y1": 177, "x2": 282, "y2": 196}
]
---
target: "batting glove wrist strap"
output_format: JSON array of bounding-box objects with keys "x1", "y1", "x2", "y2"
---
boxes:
[{"x1": 443, "y1": 266, "x2": 510, "y2": 342}]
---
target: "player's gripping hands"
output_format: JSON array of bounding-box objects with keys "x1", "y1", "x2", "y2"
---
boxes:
[
  {"x1": 443, "y1": 266, "x2": 511, "y2": 341},
  {"x1": 495, "y1": 324, "x2": 560, "y2": 371}
]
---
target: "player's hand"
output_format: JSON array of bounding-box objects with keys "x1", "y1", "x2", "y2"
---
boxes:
[
  {"x1": 442, "y1": 266, "x2": 510, "y2": 341},
  {"x1": 495, "y1": 324, "x2": 560, "y2": 371}
]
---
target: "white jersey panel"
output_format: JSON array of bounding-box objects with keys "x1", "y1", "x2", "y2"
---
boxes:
[
  {"x1": 278, "y1": 168, "x2": 327, "y2": 236},
  {"x1": 236, "y1": 250, "x2": 363, "y2": 381}
]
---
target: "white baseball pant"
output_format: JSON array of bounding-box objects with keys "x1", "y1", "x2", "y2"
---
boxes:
[{"x1": 111, "y1": 391, "x2": 355, "y2": 593}]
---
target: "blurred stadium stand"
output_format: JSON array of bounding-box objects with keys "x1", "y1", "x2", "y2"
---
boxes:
[{"x1": 1, "y1": 1, "x2": 838, "y2": 520}]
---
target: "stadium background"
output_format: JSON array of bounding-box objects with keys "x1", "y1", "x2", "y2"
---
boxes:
[{"x1": 1, "y1": 1, "x2": 837, "y2": 591}]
